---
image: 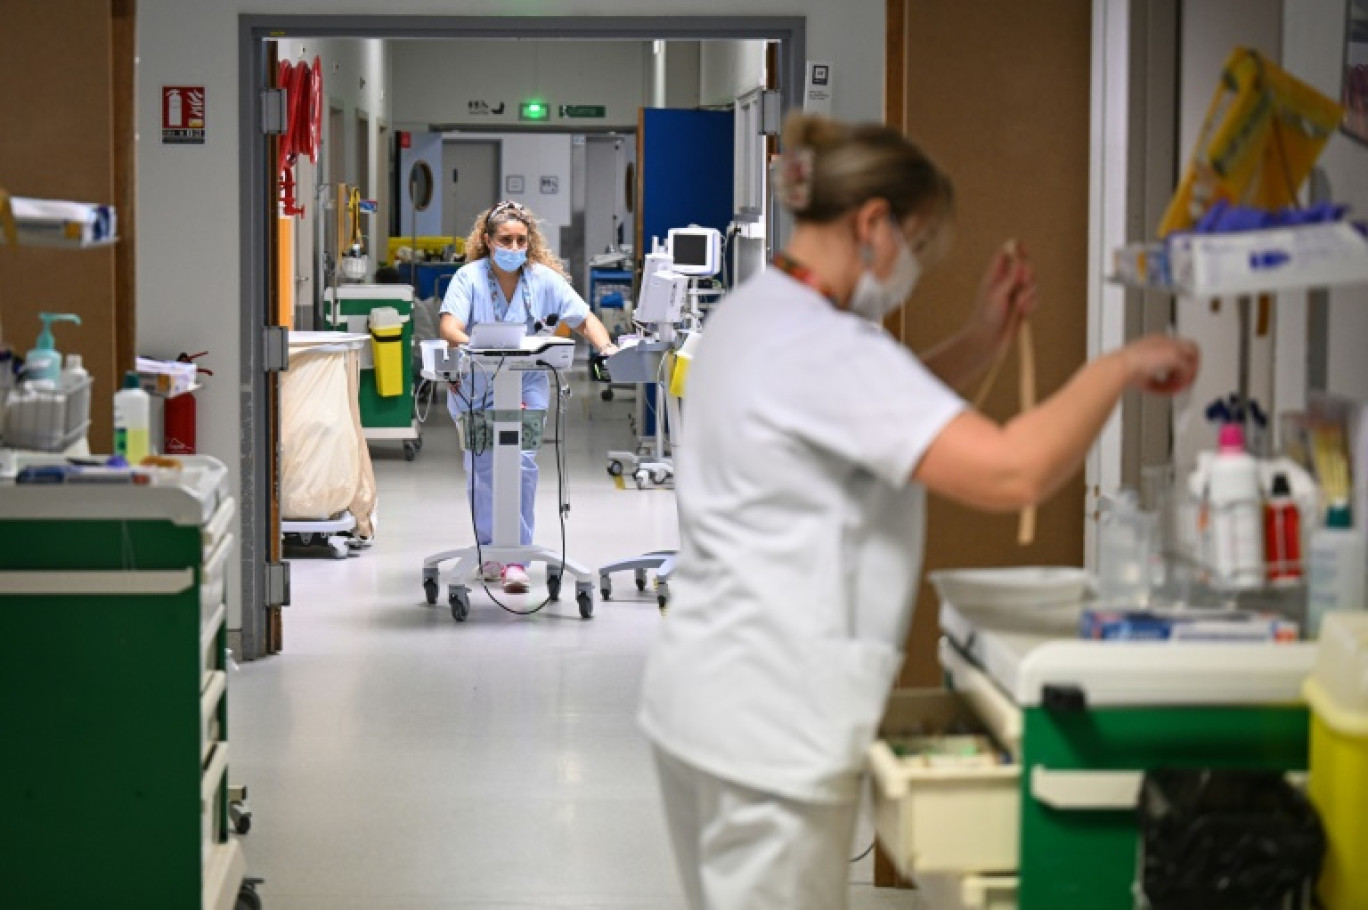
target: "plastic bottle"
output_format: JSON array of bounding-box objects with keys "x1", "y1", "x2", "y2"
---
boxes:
[
  {"x1": 61, "y1": 353, "x2": 92, "y2": 447},
  {"x1": 24, "y1": 313, "x2": 81, "y2": 384},
  {"x1": 113, "y1": 371, "x2": 150, "y2": 464},
  {"x1": 1306, "y1": 504, "x2": 1367, "y2": 638},
  {"x1": 1264, "y1": 473, "x2": 1302, "y2": 584},
  {"x1": 1207, "y1": 423, "x2": 1265, "y2": 590}
]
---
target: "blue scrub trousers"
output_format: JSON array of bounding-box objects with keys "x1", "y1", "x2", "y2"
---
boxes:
[{"x1": 450, "y1": 371, "x2": 549, "y2": 548}]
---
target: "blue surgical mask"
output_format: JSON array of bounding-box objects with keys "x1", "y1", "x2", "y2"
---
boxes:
[{"x1": 492, "y1": 246, "x2": 527, "y2": 272}]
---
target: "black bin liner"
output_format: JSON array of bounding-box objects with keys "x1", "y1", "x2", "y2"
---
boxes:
[{"x1": 1139, "y1": 769, "x2": 1324, "y2": 910}]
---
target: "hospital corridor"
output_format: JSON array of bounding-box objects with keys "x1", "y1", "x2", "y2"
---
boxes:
[
  {"x1": 5, "y1": 2, "x2": 1368, "y2": 909},
  {"x1": 230, "y1": 396, "x2": 904, "y2": 909}
]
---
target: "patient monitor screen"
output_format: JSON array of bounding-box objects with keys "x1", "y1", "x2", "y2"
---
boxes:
[{"x1": 671, "y1": 233, "x2": 710, "y2": 270}]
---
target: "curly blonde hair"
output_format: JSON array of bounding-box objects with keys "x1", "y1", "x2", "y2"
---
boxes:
[{"x1": 466, "y1": 201, "x2": 569, "y2": 281}]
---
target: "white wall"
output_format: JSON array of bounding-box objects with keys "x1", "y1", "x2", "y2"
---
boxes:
[
  {"x1": 699, "y1": 40, "x2": 769, "y2": 107},
  {"x1": 1283, "y1": 0, "x2": 1368, "y2": 404},
  {"x1": 1172, "y1": 0, "x2": 1283, "y2": 471},
  {"x1": 665, "y1": 41, "x2": 703, "y2": 108},
  {"x1": 135, "y1": 0, "x2": 883, "y2": 634},
  {"x1": 392, "y1": 40, "x2": 650, "y2": 130},
  {"x1": 471, "y1": 132, "x2": 575, "y2": 257}
]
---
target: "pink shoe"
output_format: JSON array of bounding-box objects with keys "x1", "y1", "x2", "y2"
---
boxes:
[
  {"x1": 501, "y1": 564, "x2": 530, "y2": 594},
  {"x1": 480, "y1": 561, "x2": 502, "y2": 583}
]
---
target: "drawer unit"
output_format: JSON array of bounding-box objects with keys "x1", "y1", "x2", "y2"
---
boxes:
[
  {"x1": 200, "y1": 530, "x2": 234, "y2": 612},
  {"x1": 0, "y1": 457, "x2": 248, "y2": 908},
  {"x1": 201, "y1": 602, "x2": 226, "y2": 689},
  {"x1": 201, "y1": 670, "x2": 227, "y2": 764},
  {"x1": 871, "y1": 673, "x2": 1022, "y2": 877}
]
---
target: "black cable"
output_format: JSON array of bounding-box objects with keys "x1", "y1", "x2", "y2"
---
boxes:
[{"x1": 849, "y1": 841, "x2": 876, "y2": 864}]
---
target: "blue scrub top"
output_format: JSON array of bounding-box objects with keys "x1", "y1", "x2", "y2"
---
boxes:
[{"x1": 440, "y1": 258, "x2": 590, "y2": 413}]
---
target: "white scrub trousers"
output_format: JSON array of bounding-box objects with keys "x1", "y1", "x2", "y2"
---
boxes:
[{"x1": 653, "y1": 746, "x2": 860, "y2": 910}]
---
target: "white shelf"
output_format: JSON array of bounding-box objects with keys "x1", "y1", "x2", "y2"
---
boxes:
[
  {"x1": 1, "y1": 196, "x2": 118, "y2": 248},
  {"x1": 1112, "y1": 221, "x2": 1368, "y2": 297}
]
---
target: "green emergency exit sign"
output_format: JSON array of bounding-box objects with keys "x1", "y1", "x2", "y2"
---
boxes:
[{"x1": 559, "y1": 105, "x2": 606, "y2": 119}]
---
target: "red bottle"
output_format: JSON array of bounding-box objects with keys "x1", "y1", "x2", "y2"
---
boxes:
[{"x1": 1264, "y1": 473, "x2": 1302, "y2": 582}]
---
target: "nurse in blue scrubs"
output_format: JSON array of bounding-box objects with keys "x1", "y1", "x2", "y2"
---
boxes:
[{"x1": 440, "y1": 200, "x2": 618, "y2": 593}]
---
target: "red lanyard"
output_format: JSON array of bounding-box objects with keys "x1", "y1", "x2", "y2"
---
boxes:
[{"x1": 771, "y1": 251, "x2": 837, "y2": 306}]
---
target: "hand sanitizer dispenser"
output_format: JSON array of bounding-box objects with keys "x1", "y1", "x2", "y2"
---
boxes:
[{"x1": 24, "y1": 313, "x2": 81, "y2": 384}]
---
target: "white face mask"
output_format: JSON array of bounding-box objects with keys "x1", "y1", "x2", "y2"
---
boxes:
[{"x1": 849, "y1": 222, "x2": 921, "y2": 322}]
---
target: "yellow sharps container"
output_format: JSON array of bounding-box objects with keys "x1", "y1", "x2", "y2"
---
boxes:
[
  {"x1": 1304, "y1": 612, "x2": 1368, "y2": 910},
  {"x1": 369, "y1": 323, "x2": 405, "y2": 397}
]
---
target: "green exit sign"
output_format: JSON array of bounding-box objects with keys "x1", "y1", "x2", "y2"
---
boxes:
[
  {"x1": 559, "y1": 105, "x2": 606, "y2": 119},
  {"x1": 519, "y1": 101, "x2": 550, "y2": 121}
]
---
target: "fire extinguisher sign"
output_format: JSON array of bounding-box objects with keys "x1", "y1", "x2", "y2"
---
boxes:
[{"x1": 162, "y1": 86, "x2": 206, "y2": 145}]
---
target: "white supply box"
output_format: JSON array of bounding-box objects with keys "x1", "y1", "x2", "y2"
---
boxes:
[{"x1": 1169, "y1": 221, "x2": 1368, "y2": 296}]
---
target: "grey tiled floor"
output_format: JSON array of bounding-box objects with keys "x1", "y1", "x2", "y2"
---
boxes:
[{"x1": 231, "y1": 385, "x2": 919, "y2": 909}]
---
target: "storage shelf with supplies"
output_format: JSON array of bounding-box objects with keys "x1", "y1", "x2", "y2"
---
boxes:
[
  {"x1": 1111, "y1": 221, "x2": 1368, "y2": 297},
  {"x1": 0, "y1": 194, "x2": 118, "y2": 249}
]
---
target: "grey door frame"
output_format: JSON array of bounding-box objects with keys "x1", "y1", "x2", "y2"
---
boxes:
[{"x1": 238, "y1": 15, "x2": 805, "y2": 660}]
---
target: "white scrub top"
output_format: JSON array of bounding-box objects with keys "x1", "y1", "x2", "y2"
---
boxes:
[
  {"x1": 439, "y1": 258, "x2": 590, "y2": 413},
  {"x1": 638, "y1": 268, "x2": 966, "y2": 804}
]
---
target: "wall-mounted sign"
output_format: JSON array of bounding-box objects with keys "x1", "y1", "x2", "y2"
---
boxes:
[
  {"x1": 540, "y1": 176, "x2": 560, "y2": 195},
  {"x1": 162, "y1": 86, "x2": 206, "y2": 145},
  {"x1": 506, "y1": 175, "x2": 525, "y2": 193},
  {"x1": 467, "y1": 100, "x2": 506, "y2": 116},
  {"x1": 804, "y1": 61, "x2": 833, "y2": 115},
  {"x1": 559, "y1": 105, "x2": 606, "y2": 119}
]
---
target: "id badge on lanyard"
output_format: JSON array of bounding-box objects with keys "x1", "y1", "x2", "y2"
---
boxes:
[{"x1": 485, "y1": 259, "x2": 534, "y2": 324}]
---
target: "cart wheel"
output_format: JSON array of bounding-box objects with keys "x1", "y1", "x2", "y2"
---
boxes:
[
  {"x1": 415, "y1": 435, "x2": 424, "y2": 452},
  {"x1": 403, "y1": 441, "x2": 418, "y2": 462},
  {"x1": 634, "y1": 470, "x2": 648, "y2": 490},
  {"x1": 450, "y1": 591, "x2": 470, "y2": 622},
  {"x1": 607, "y1": 460, "x2": 624, "y2": 477},
  {"x1": 600, "y1": 576, "x2": 612, "y2": 601},
  {"x1": 577, "y1": 591, "x2": 594, "y2": 619},
  {"x1": 547, "y1": 572, "x2": 562, "y2": 601},
  {"x1": 634, "y1": 569, "x2": 647, "y2": 592},
  {"x1": 658, "y1": 595, "x2": 669, "y2": 614},
  {"x1": 601, "y1": 388, "x2": 615, "y2": 402},
  {"x1": 235, "y1": 880, "x2": 263, "y2": 910},
  {"x1": 650, "y1": 469, "x2": 670, "y2": 485},
  {"x1": 298, "y1": 532, "x2": 314, "y2": 546},
  {"x1": 229, "y1": 800, "x2": 253, "y2": 835},
  {"x1": 423, "y1": 578, "x2": 439, "y2": 605},
  {"x1": 328, "y1": 538, "x2": 349, "y2": 559}
]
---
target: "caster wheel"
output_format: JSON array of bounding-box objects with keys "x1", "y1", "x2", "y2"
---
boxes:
[
  {"x1": 577, "y1": 591, "x2": 594, "y2": 619},
  {"x1": 403, "y1": 441, "x2": 418, "y2": 461},
  {"x1": 650, "y1": 469, "x2": 669, "y2": 485},
  {"x1": 233, "y1": 810, "x2": 253, "y2": 836},
  {"x1": 607, "y1": 460, "x2": 623, "y2": 477},
  {"x1": 423, "y1": 578, "x2": 438, "y2": 605},
  {"x1": 635, "y1": 569, "x2": 647, "y2": 592},
  {"x1": 600, "y1": 576, "x2": 612, "y2": 601},
  {"x1": 415, "y1": 435, "x2": 424, "y2": 451},
  {"x1": 328, "y1": 539, "x2": 348, "y2": 559},
  {"x1": 298, "y1": 532, "x2": 314, "y2": 546},
  {"x1": 449, "y1": 592, "x2": 470, "y2": 622},
  {"x1": 547, "y1": 573, "x2": 562, "y2": 601},
  {"x1": 601, "y1": 388, "x2": 614, "y2": 402},
  {"x1": 658, "y1": 595, "x2": 669, "y2": 614},
  {"x1": 634, "y1": 470, "x2": 648, "y2": 490}
]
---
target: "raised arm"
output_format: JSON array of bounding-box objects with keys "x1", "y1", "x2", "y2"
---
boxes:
[{"x1": 914, "y1": 335, "x2": 1199, "y2": 511}]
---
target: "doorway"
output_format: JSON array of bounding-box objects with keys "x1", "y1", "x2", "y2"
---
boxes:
[
  {"x1": 239, "y1": 16, "x2": 806, "y2": 661},
  {"x1": 356, "y1": 110, "x2": 371, "y2": 256},
  {"x1": 442, "y1": 139, "x2": 500, "y2": 241}
]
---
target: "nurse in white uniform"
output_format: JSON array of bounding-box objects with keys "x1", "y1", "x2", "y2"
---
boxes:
[
  {"x1": 638, "y1": 114, "x2": 1201, "y2": 909},
  {"x1": 440, "y1": 200, "x2": 618, "y2": 593}
]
